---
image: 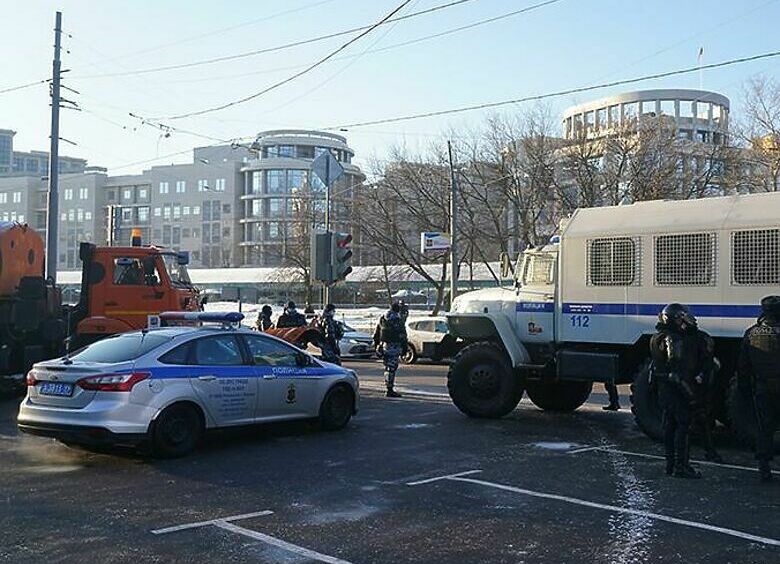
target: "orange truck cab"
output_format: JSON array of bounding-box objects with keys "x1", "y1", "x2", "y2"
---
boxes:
[{"x1": 68, "y1": 239, "x2": 202, "y2": 349}]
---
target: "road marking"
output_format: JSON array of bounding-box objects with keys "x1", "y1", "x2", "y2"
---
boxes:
[
  {"x1": 151, "y1": 510, "x2": 274, "y2": 535},
  {"x1": 152, "y1": 510, "x2": 353, "y2": 563},
  {"x1": 408, "y1": 471, "x2": 780, "y2": 547},
  {"x1": 214, "y1": 520, "x2": 354, "y2": 564},
  {"x1": 571, "y1": 446, "x2": 780, "y2": 476},
  {"x1": 405, "y1": 469, "x2": 483, "y2": 486}
]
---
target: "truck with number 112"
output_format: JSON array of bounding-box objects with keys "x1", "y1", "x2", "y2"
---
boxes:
[{"x1": 445, "y1": 192, "x2": 779, "y2": 450}]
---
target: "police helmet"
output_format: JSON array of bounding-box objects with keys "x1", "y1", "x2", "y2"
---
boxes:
[
  {"x1": 390, "y1": 302, "x2": 401, "y2": 313},
  {"x1": 261, "y1": 305, "x2": 272, "y2": 315},
  {"x1": 659, "y1": 303, "x2": 697, "y2": 330},
  {"x1": 287, "y1": 301, "x2": 296, "y2": 310},
  {"x1": 760, "y1": 295, "x2": 780, "y2": 316},
  {"x1": 324, "y1": 303, "x2": 336, "y2": 313}
]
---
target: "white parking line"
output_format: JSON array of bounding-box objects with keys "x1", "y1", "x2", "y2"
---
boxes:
[
  {"x1": 151, "y1": 510, "x2": 274, "y2": 535},
  {"x1": 409, "y1": 470, "x2": 780, "y2": 547},
  {"x1": 214, "y1": 520, "x2": 354, "y2": 564},
  {"x1": 152, "y1": 510, "x2": 353, "y2": 563},
  {"x1": 570, "y1": 446, "x2": 780, "y2": 476}
]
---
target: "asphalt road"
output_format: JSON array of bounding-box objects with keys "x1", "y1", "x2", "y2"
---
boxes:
[{"x1": 1, "y1": 361, "x2": 778, "y2": 563}]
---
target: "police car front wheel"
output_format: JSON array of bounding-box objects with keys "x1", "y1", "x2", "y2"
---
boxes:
[
  {"x1": 151, "y1": 403, "x2": 204, "y2": 458},
  {"x1": 319, "y1": 385, "x2": 354, "y2": 430}
]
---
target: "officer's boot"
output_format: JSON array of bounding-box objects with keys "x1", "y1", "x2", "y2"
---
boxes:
[
  {"x1": 758, "y1": 460, "x2": 773, "y2": 483},
  {"x1": 385, "y1": 371, "x2": 402, "y2": 398},
  {"x1": 674, "y1": 438, "x2": 702, "y2": 479}
]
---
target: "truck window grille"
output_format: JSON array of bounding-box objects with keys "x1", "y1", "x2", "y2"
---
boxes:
[
  {"x1": 587, "y1": 237, "x2": 640, "y2": 286},
  {"x1": 732, "y1": 229, "x2": 780, "y2": 285},
  {"x1": 524, "y1": 254, "x2": 555, "y2": 285},
  {"x1": 654, "y1": 232, "x2": 717, "y2": 286}
]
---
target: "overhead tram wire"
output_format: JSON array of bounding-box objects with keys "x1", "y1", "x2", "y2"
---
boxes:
[
  {"x1": 0, "y1": 78, "x2": 50, "y2": 95},
  {"x1": 326, "y1": 49, "x2": 780, "y2": 130},
  {"x1": 155, "y1": 0, "x2": 416, "y2": 120},
  {"x1": 142, "y1": 0, "x2": 569, "y2": 87},
  {"x1": 70, "y1": 0, "x2": 481, "y2": 79}
]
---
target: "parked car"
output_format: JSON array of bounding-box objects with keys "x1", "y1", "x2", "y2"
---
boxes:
[
  {"x1": 18, "y1": 312, "x2": 359, "y2": 457},
  {"x1": 403, "y1": 316, "x2": 462, "y2": 364},
  {"x1": 305, "y1": 321, "x2": 374, "y2": 359}
]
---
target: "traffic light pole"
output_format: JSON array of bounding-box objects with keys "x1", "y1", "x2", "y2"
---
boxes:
[
  {"x1": 323, "y1": 155, "x2": 331, "y2": 306},
  {"x1": 45, "y1": 11, "x2": 63, "y2": 283}
]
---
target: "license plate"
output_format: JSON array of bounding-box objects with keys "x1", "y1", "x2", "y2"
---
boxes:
[{"x1": 38, "y1": 382, "x2": 75, "y2": 397}]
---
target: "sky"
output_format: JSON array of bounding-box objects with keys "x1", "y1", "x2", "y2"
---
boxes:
[{"x1": 1, "y1": 0, "x2": 779, "y2": 176}]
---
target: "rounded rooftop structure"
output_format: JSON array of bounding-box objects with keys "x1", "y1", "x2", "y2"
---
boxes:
[{"x1": 562, "y1": 89, "x2": 730, "y2": 145}]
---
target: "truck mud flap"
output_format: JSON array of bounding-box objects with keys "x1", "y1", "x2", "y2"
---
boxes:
[{"x1": 557, "y1": 350, "x2": 620, "y2": 382}]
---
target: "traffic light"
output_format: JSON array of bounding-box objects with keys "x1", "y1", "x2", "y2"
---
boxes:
[
  {"x1": 311, "y1": 229, "x2": 333, "y2": 283},
  {"x1": 331, "y1": 232, "x2": 353, "y2": 282}
]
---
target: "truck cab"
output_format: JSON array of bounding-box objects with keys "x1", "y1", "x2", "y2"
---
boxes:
[{"x1": 69, "y1": 242, "x2": 201, "y2": 348}]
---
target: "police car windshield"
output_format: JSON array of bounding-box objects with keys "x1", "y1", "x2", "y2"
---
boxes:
[
  {"x1": 70, "y1": 333, "x2": 171, "y2": 363},
  {"x1": 161, "y1": 253, "x2": 192, "y2": 286}
]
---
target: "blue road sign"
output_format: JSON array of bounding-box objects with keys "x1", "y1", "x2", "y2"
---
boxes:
[{"x1": 311, "y1": 150, "x2": 344, "y2": 187}]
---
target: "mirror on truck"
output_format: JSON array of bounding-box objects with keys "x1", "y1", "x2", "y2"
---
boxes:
[
  {"x1": 177, "y1": 251, "x2": 190, "y2": 266},
  {"x1": 500, "y1": 252, "x2": 514, "y2": 278}
]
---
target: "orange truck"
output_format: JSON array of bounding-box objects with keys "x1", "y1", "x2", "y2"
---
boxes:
[{"x1": 0, "y1": 224, "x2": 202, "y2": 396}]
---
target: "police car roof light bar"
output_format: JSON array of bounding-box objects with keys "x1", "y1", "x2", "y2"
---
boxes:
[{"x1": 153, "y1": 311, "x2": 245, "y2": 329}]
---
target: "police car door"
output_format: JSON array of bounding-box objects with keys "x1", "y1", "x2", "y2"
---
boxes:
[
  {"x1": 242, "y1": 334, "x2": 319, "y2": 419},
  {"x1": 187, "y1": 334, "x2": 258, "y2": 426}
]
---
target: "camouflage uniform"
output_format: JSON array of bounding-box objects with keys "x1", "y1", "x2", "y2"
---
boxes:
[
  {"x1": 374, "y1": 309, "x2": 407, "y2": 395},
  {"x1": 318, "y1": 311, "x2": 343, "y2": 366}
]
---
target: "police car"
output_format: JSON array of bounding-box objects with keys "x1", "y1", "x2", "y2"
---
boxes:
[{"x1": 17, "y1": 312, "x2": 359, "y2": 457}]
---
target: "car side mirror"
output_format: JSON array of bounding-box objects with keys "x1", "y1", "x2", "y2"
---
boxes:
[{"x1": 500, "y1": 252, "x2": 513, "y2": 278}]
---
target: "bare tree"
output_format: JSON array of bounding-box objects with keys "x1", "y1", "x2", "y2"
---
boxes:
[{"x1": 738, "y1": 76, "x2": 780, "y2": 192}]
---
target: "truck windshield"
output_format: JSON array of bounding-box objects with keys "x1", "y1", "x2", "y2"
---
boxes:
[{"x1": 161, "y1": 253, "x2": 192, "y2": 286}]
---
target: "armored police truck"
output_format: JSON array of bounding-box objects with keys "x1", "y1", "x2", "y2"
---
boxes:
[{"x1": 446, "y1": 191, "x2": 779, "y2": 448}]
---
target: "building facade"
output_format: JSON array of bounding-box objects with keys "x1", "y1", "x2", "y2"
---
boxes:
[
  {"x1": 0, "y1": 129, "x2": 87, "y2": 177},
  {"x1": 239, "y1": 130, "x2": 365, "y2": 266}
]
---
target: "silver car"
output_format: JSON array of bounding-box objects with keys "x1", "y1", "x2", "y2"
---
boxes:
[{"x1": 18, "y1": 316, "x2": 359, "y2": 457}]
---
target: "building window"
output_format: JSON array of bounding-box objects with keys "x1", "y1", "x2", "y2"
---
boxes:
[
  {"x1": 138, "y1": 207, "x2": 149, "y2": 222},
  {"x1": 222, "y1": 203, "x2": 231, "y2": 214},
  {"x1": 182, "y1": 228, "x2": 190, "y2": 238},
  {"x1": 123, "y1": 189, "x2": 131, "y2": 200},
  {"x1": 269, "y1": 199, "x2": 282, "y2": 215},
  {"x1": 732, "y1": 229, "x2": 780, "y2": 285},
  {"x1": 173, "y1": 205, "x2": 181, "y2": 219},
  {"x1": 176, "y1": 181, "x2": 186, "y2": 193},
  {"x1": 154, "y1": 207, "x2": 161, "y2": 217},
  {"x1": 268, "y1": 222, "x2": 280, "y2": 239},
  {"x1": 266, "y1": 170, "x2": 285, "y2": 194},
  {"x1": 107, "y1": 190, "x2": 117, "y2": 202},
  {"x1": 183, "y1": 206, "x2": 190, "y2": 216},
  {"x1": 68, "y1": 209, "x2": 75, "y2": 221},
  {"x1": 278, "y1": 145, "x2": 294, "y2": 158},
  {"x1": 18, "y1": 214, "x2": 24, "y2": 223},
  {"x1": 198, "y1": 179, "x2": 208, "y2": 192},
  {"x1": 159, "y1": 182, "x2": 169, "y2": 194},
  {"x1": 251, "y1": 172, "x2": 262, "y2": 193},
  {"x1": 251, "y1": 200, "x2": 262, "y2": 218},
  {"x1": 121, "y1": 208, "x2": 132, "y2": 222},
  {"x1": 60, "y1": 212, "x2": 66, "y2": 221},
  {"x1": 289, "y1": 170, "x2": 306, "y2": 191},
  {"x1": 77, "y1": 209, "x2": 84, "y2": 221},
  {"x1": 0, "y1": 194, "x2": 6, "y2": 203},
  {"x1": 64, "y1": 189, "x2": 73, "y2": 200},
  {"x1": 139, "y1": 188, "x2": 148, "y2": 199},
  {"x1": 77, "y1": 187, "x2": 88, "y2": 200},
  {"x1": 587, "y1": 237, "x2": 639, "y2": 286},
  {"x1": 215, "y1": 178, "x2": 226, "y2": 191},
  {"x1": 163, "y1": 206, "x2": 171, "y2": 220},
  {"x1": 193, "y1": 205, "x2": 200, "y2": 215},
  {"x1": 85, "y1": 211, "x2": 92, "y2": 220},
  {"x1": 12, "y1": 192, "x2": 21, "y2": 203},
  {"x1": 655, "y1": 233, "x2": 717, "y2": 286}
]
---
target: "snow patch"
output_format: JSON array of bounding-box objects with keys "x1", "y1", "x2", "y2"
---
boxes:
[{"x1": 530, "y1": 441, "x2": 581, "y2": 451}]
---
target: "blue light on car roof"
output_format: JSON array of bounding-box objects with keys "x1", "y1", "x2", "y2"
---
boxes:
[{"x1": 158, "y1": 311, "x2": 245, "y2": 323}]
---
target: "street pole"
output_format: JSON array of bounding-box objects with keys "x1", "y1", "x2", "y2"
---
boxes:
[
  {"x1": 45, "y1": 10, "x2": 62, "y2": 282},
  {"x1": 323, "y1": 155, "x2": 331, "y2": 306},
  {"x1": 447, "y1": 140, "x2": 458, "y2": 309}
]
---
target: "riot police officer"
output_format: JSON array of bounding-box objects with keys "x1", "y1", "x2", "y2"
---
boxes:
[
  {"x1": 373, "y1": 302, "x2": 407, "y2": 398},
  {"x1": 650, "y1": 303, "x2": 715, "y2": 479},
  {"x1": 256, "y1": 305, "x2": 273, "y2": 331},
  {"x1": 738, "y1": 295, "x2": 780, "y2": 483},
  {"x1": 318, "y1": 303, "x2": 343, "y2": 365}
]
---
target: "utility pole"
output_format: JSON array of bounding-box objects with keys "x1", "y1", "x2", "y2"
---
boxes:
[
  {"x1": 323, "y1": 155, "x2": 331, "y2": 306},
  {"x1": 447, "y1": 140, "x2": 458, "y2": 309},
  {"x1": 45, "y1": 11, "x2": 63, "y2": 282}
]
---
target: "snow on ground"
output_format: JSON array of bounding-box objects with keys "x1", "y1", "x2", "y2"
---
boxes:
[{"x1": 204, "y1": 302, "x2": 402, "y2": 333}]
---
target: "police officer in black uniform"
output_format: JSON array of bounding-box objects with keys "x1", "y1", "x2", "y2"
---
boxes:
[
  {"x1": 256, "y1": 305, "x2": 273, "y2": 331},
  {"x1": 738, "y1": 295, "x2": 780, "y2": 483},
  {"x1": 318, "y1": 303, "x2": 343, "y2": 365},
  {"x1": 650, "y1": 303, "x2": 715, "y2": 479}
]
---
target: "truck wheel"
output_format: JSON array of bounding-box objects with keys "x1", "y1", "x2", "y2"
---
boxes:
[
  {"x1": 401, "y1": 344, "x2": 417, "y2": 365},
  {"x1": 151, "y1": 403, "x2": 203, "y2": 458},
  {"x1": 526, "y1": 380, "x2": 592, "y2": 412},
  {"x1": 630, "y1": 361, "x2": 663, "y2": 441},
  {"x1": 447, "y1": 341, "x2": 523, "y2": 418},
  {"x1": 727, "y1": 378, "x2": 780, "y2": 453}
]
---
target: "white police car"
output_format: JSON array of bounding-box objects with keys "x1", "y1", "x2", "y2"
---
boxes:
[{"x1": 18, "y1": 312, "x2": 359, "y2": 457}]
